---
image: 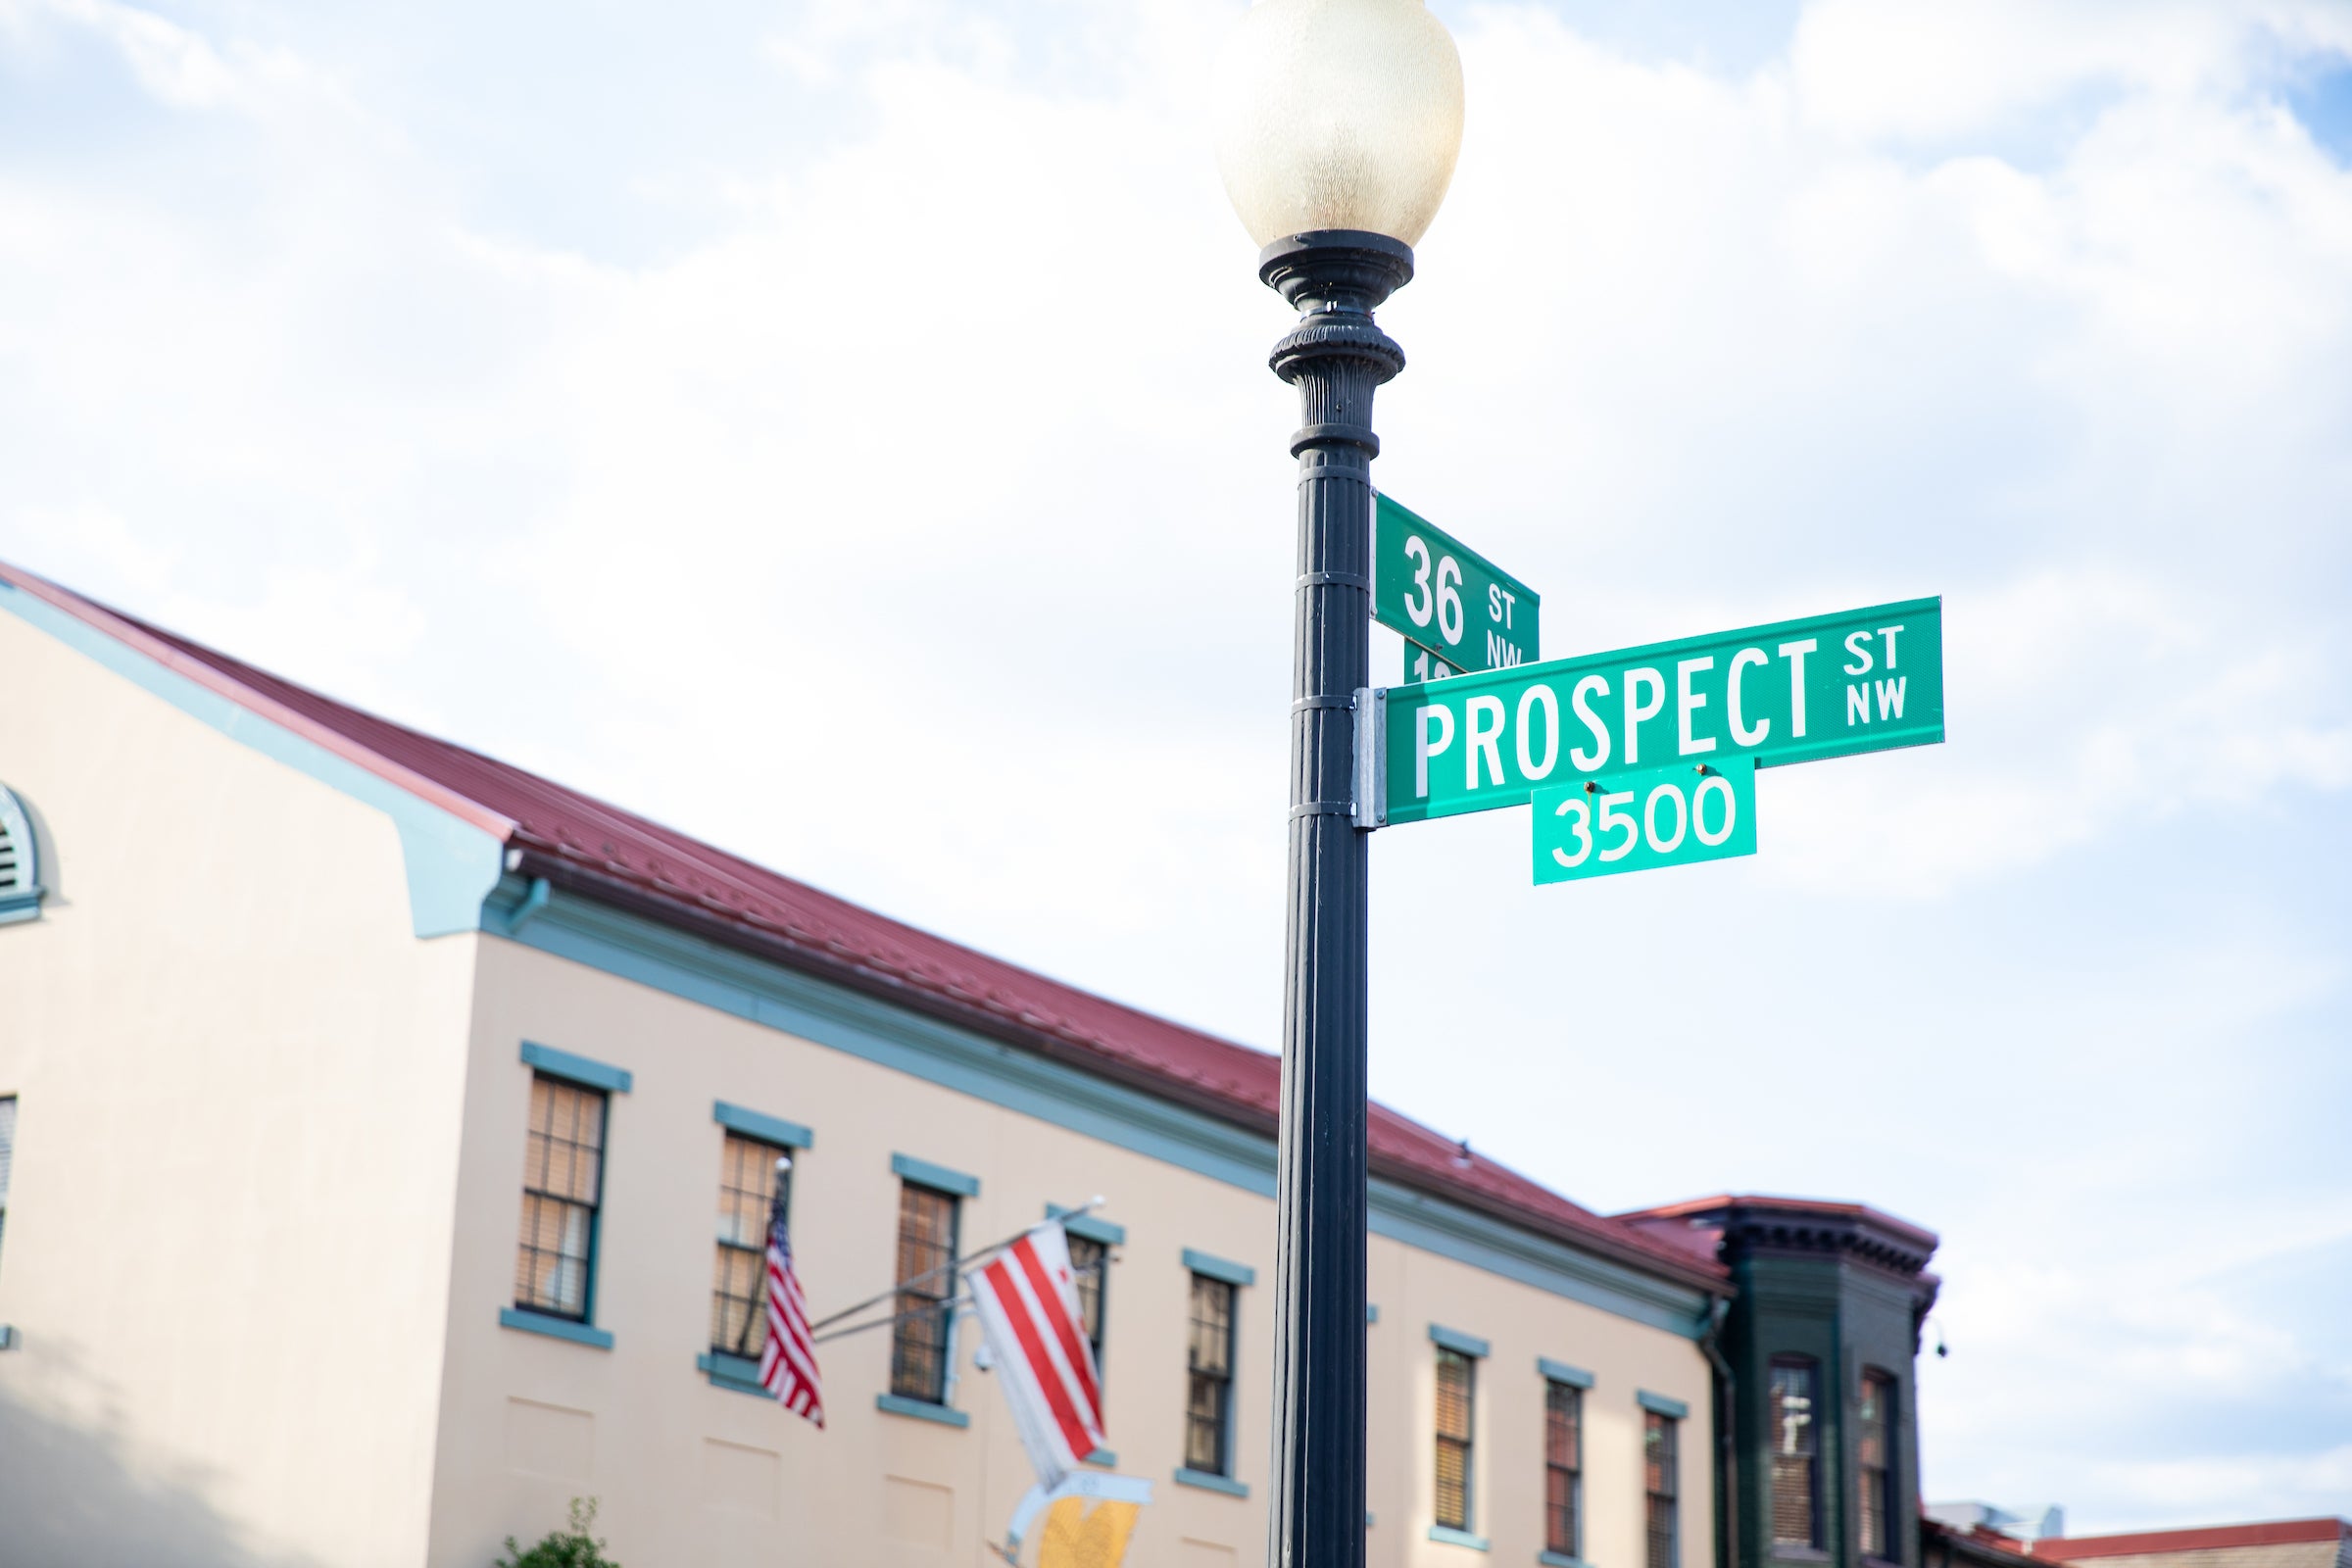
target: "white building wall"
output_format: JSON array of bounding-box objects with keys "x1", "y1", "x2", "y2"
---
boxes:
[{"x1": 0, "y1": 607, "x2": 480, "y2": 1568}]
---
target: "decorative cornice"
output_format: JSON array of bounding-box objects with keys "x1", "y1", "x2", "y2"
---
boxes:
[
  {"x1": 481, "y1": 874, "x2": 1724, "y2": 1336},
  {"x1": 492, "y1": 861, "x2": 1727, "y2": 1302},
  {"x1": 1719, "y1": 1207, "x2": 1936, "y2": 1279}
]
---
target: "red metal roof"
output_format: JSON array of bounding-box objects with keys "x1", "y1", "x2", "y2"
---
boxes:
[
  {"x1": 3, "y1": 559, "x2": 1726, "y2": 1295},
  {"x1": 2035, "y1": 1522, "x2": 2351, "y2": 1560}
]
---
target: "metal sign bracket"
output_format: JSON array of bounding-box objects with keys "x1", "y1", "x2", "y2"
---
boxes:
[{"x1": 1352, "y1": 687, "x2": 1386, "y2": 830}]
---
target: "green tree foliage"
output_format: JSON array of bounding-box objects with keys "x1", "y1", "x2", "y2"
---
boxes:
[{"x1": 495, "y1": 1497, "x2": 621, "y2": 1568}]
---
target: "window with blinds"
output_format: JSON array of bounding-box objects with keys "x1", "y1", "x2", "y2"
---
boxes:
[
  {"x1": 710, "y1": 1132, "x2": 791, "y2": 1357},
  {"x1": 514, "y1": 1075, "x2": 606, "y2": 1320},
  {"x1": 1770, "y1": 1356, "x2": 1824, "y2": 1548},
  {"x1": 890, "y1": 1181, "x2": 960, "y2": 1403},
  {"x1": 1185, "y1": 1272, "x2": 1237, "y2": 1475},
  {"x1": 1434, "y1": 1347, "x2": 1477, "y2": 1532},
  {"x1": 1644, "y1": 1409, "x2": 1680, "y2": 1568},
  {"x1": 1544, "y1": 1379, "x2": 1583, "y2": 1558},
  {"x1": 1067, "y1": 1233, "x2": 1108, "y2": 1393},
  {"x1": 1859, "y1": 1370, "x2": 1897, "y2": 1561}
]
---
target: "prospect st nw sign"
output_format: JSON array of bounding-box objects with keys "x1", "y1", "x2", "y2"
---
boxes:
[
  {"x1": 1365, "y1": 597, "x2": 1944, "y2": 829},
  {"x1": 1374, "y1": 493, "x2": 1539, "y2": 680}
]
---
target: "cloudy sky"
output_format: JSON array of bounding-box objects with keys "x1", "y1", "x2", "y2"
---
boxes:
[{"x1": 6, "y1": 0, "x2": 2349, "y2": 1527}]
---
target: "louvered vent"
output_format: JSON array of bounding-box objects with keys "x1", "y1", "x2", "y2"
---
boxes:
[{"x1": 0, "y1": 785, "x2": 40, "y2": 923}]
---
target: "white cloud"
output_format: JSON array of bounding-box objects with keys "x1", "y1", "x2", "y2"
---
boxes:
[
  {"x1": 1790, "y1": 0, "x2": 2352, "y2": 142},
  {"x1": 8, "y1": 0, "x2": 349, "y2": 116},
  {"x1": 1763, "y1": 568, "x2": 2352, "y2": 896}
]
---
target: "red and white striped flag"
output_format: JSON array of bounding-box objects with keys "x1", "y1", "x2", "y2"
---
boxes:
[
  {"x1": 759, "y1": 1207, "x2": 824, "y2": 1428},
  {"x1": 966, "y1": 1223, "x2": 1106, "y2": 1489}
]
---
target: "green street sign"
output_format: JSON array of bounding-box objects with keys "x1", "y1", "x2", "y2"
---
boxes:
[
  {"x1": 1403, "y1": 642, "x2": 1461, "y2": 683},
  {"x1": 1533, "y1": 760, "x2": 1756, "y2": 884},
  {"x1": 1374, "y1": 597, "x2": 1942, "y2": 826},
  {"x1": 1375, "y1": 493, "x2": 1540, "y2": 674}
]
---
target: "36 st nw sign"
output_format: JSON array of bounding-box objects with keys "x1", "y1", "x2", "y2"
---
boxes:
[
  {"x1": 1369, "y1": 598, "x2": 1944, "y2": 826},
  {"x1": 1373, "y1": 493, "x2": 1540, "y2": 679}
]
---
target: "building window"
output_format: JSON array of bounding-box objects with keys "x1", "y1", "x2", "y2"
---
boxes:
[
  {"x1": 890, "y1": 1180, "x2": 960, "y2": 1404},
  {"x1": 1067, "y1": 1233, "x2": 1108, "y2": 1386},
  {"x1": 0, "y1": 1095, "x2": 15, "y2": 1268},
  {"x1": 711, "y1": 1132, "x2": 791, "y2": 1357},
  {"x1": 1859, "y1": 1370, "x2": 1897, "y2": 1561},
  {"x1": 1644, "y1": 1409, "x2": 1680, "y2": 1568},
  {"x1": 1769, "y1": 1356, "x2": 1823, "y2": 1549},
  {"x1": 1185, "y1": 1272, "x2": 1237, "y2": 1475},
  {"x1": 514, "y1": 1075, "x2": 606, "y2": 1321},
  {"x1": 1545, "y1": 1378, "x2": 1583, "y2": 1557},
  {"x1": 1435, "y1": 1347, "x2": 1477, "y2": 1532}
]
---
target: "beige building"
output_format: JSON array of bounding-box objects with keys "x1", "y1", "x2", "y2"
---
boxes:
[{"x1": 0, "y1": 559, "x2": 1730, "y2": 1568}]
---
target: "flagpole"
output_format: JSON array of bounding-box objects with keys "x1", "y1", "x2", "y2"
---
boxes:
[{"x1": 802, "y1": 1194, "x2": 1109, "y2": 1337}]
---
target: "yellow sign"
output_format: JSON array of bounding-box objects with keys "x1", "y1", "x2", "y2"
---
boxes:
[{"x1": 1037, "y1": 1495, "x2": 1142, "y2": 1568}]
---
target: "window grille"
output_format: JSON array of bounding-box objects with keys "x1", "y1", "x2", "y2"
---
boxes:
[
  {"x1": 1644, "y1": 1410, "x2": 1680, "y2": 1568},
  {"x1": 0, "y1": 785, "x2": 40, "y2": 923},
  {"x1": 1434, "y1": 1347, "x2": 1477, "y2": 1531},
  {"x1": 0, "y1": 1095, "x2": 15, "y2": 1268},
  {"x1": 1544, "y1": 1378, "x2": 1584, "y2": 1557},
  {"x1": 711, "y1": 1132, "x2": 791, "y2": 1356},
  {"x1": 1067, "y1": 1233, "x2": 1108, "y2": 1393},
  {"x1": 1859, "y1": 1371, "x2": 1897, "y2": 1560},
  {"x1": 1769, "y1": 1356, "x2": 1823, "y2": 1548},
  {"x1": 889, "y1": 1180, "x2": 960, "y2": 1403},
  {"x1": 1184, "y1": 1272, "x2": 1236, "y2": 1475},
  {"x1": 513, "y1": 1075, "x2": 605, "y2": 1320}
]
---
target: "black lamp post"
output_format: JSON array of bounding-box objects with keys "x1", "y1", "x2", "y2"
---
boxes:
[{"x1": 1212, "y1": 5, "x2": 1465, "y2": 1566}]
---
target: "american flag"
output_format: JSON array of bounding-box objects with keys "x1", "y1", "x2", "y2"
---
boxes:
[
  {"x1": 965, "y1": 1224, "x2": 1105, "y2": 1489},
  {"x1": 758, "y1": 1206, "x2": 824, "y2": 1427}
]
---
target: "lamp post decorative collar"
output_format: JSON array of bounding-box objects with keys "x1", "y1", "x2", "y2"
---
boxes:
[{"x1": 1260, "y1": 230, "x2": 1413, "y2": 461}]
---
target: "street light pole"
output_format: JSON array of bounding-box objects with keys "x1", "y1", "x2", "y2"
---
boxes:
[
  {"x1": 1212, "y1": 4, "x2": 1463, "y2": 1564},
  {"x1": 1261, "y1": 228, "x2": 1411, "y2": 1568}
]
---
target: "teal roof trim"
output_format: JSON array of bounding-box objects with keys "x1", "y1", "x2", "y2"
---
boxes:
[
  {"x1": 876, "y1": 1394, "x2": 968, "y2": 1428},
  {"x1": 1428, "y1": 1525, "x2": 1490, "y2": 1551},
  {"x1": 521, "y1": 1041, "x2": 632, "y2": 1094},
  {"x1": 1183, "y1": 1249, "x2": 1256, "y2": 1288},
  {"x1": 1048, "y1": 1204, "x2": 1126, "y2": 1247},
  {"x1": 484, "y1": 878, "x2": 1718, "y2": 1340},
  {"x1": 0, "y1": 580, "x2": 504, "y2": 937},
  {"x1": 892, "y1": 1152, "x2": 980, "y2": 1198},
  {"x1": 499, "y1": 1307, "x2": 612, "y2": 1350},
  {"x1": 1429, "y1": 1322, "x2": 1491, "y2": 1358},
  {"x1": 1173, "y1": 1467, "x2": 1250, "y2": 1498},
  {"x1": 1539, "y1": 1357, "x2": 1595, "y2": 1389},
  {"x1": 713, "y1": 1102, "x2": 813, "y2": 1150},
  {"x1": 696, "y1": 1351, "x2": 769, "y2": 1397}
]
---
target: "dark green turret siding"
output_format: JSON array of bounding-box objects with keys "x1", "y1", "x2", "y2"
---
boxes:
[{"x1": 1643, "y1": 1200, "x2": 1938, "y2": 1568}]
